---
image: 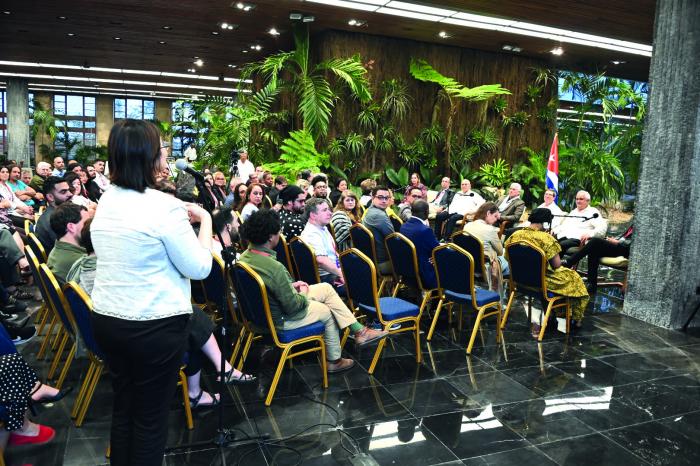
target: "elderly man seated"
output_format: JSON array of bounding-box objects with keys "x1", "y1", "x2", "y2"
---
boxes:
[
  {"x1": 239, "y1": 209, "x2": 388, "y2": 373},
  {"x1": 552, "y1": 190, "x2": 607, "y2": 251},
  {"x1": 433, "y1": 179, "x2": 484, "y2": 240}
]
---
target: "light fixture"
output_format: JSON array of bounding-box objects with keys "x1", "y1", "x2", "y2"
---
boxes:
[
  {"x1": 67, "y1": 33, "x2": 75, "y2": 37},
  {"x1": 289, "y1": 13, "x2": 303, "y2": 20},
  {"x1": 268, "y1": 27, "x2": 280, "y2": 36},
  {"x1": 113, "y1": 37, "x2": 121, "y2": 40},
  {"x1": 235, "y1": 2, "x2": 256, "y2": 11},
  {"x1": 611, "y1": 60, "x2": 626, "y2": 65},
  {"x1": 219, "y1": 22, "x2": 237, "y2": 30},
  {"x1": 250, "y1": 44, "x2": 262, "y2": 51},
  {"x1": 302, "y1": 15, "x2": 315, "y2": 22},
  {"x1": 304, "y1": 1, "x2": 381, "y2": 12},
  {"x1": 348, "y1": 19, "x2": 366, "y2": 27},
  {"x1": 242, "y1": 49, "x2": 249, "y2": 53},
  {"x1": 162, "y1": 25, "x2": 171, "y2": 30},
  {"x1": 2, "y1": 11, "x2": 10, "y2": 15},
  {"x1": 550, "y1": 46, "x2": 564, "y2": 55},
  {"x1": 57, "y1": 15, "x2": 67, "y2": 20},
  {"x1": 211, "y1": 31, "x2": 219, "y2": 35},
  {"x1": 187, "y1": 68, "x2": 196, "y2": 73},
  {"x1": 228, "y1": 64, "x2": 237, "y2": 68},
  {"x1": 158, "y1": 41, "x2": 166, "y2": 44},
  {"x1": 194, "y1": 59, "x2": 204, "y2": 66},
  {"x1": 438, "y1": 31, "x2": 450, "y2": 38},
  {"x1": 502, "y1": 44, "x2": 522, "y2": 52},
  {"x1": 385, "y1": 1, "x2": 456, "y2": 16}
]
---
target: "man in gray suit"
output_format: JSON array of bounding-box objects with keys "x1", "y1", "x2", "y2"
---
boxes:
[{"x1": 496, "y1": 183, "x2": 525, "y2": 226}]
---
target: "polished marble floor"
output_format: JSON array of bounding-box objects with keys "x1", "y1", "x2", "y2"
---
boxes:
[{"x1": 8, "y1": 285, "x2": 700, "y2": 466}]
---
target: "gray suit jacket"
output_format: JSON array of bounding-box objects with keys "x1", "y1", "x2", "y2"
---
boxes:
[{"x1": 496, "y1": 195, "x2": 525, "y2": 224}]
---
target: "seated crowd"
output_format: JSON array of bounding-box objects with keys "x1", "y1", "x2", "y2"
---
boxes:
[{"x1": 0, "y1": 138, "x2": 629, "y2": 455}]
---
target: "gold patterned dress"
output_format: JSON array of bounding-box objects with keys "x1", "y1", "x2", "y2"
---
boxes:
[{"x1": 505, "y1": 228, "x2": 589, "y2": 321}]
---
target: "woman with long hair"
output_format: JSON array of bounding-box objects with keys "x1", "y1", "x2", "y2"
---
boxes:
[
  {"x1": 331, "y1": 190, "x2": 362, "y2": 251},
  {"x1": 240, "y1": 182, "x2": 264, "y2": 221},
  {"x1": 90, "y1": 119, "x2": 213, "y2": 465},
  {"x1": 231, "y1": 182, "x2": 248, "y2": 211},
  {"x1": 463, "y1": 202, "x2": 509, "y2": 296},
  {"x1": 404, "y1": 172, "x2": 427, "y2": 198}
]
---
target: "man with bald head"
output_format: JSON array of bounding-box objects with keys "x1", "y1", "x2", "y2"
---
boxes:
[
  {"x1": 553, "y1": 190, "x2": 608, "y2": 251},
  {"x1": 496, "y1": 182, "x2": 525, "y2": 225},
  {"x1": 51, "y1": 156, "x2": 66, "y2": 177},
  {"x1": 30, "y1": 161, "x2": 52, "y2": 193}
]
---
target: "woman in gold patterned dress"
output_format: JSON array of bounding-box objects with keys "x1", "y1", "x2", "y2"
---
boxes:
[{"x1": 505, "y1": 208, "x2": 589, "y2": 336}]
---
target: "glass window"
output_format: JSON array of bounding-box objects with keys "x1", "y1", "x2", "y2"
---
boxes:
[
  {"x1": 171, "y1": 101, "x2": 199, "y2": 157},
  {"x1": 115, "y1": 98, "x2": 156, "y2": 120},
  {"x1": 52, "y1": 94, "x2": 97, "y2": 157}
]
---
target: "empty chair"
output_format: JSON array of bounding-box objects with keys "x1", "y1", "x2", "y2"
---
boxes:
[
  {"x1": 384, "y1": 232, "x2": 438, "y2": 313},
  {"x1": 431, "y1": 243, "x2": 502, "y2": 353},
  {"x1": 349, "y1": 224, "x2": 390, "y2": 295},
  {"x1": 451, "y1": 231, "x2": 488, "y2": 283},
  {"x1": 273, "y1": 233, "x2": 295, "y2": 277},
  {"x1": 339, "y1": 248, "x2": 421, "y2": 374},
  {"x1": 288, "y1": 237, "x2": 321, "y2": 285}
]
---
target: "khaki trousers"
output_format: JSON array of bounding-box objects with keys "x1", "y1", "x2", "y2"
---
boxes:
[{"x1": 282, "y1": 283, "x2": 356, "y2": 360}]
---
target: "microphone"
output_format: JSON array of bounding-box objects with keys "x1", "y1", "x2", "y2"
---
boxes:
[
  {"x1": 551, "y1": 212, "x2": 599, "y2": 221},
  {"x1": 175, "y1": 159, "x2": 205, "y2": 181}
]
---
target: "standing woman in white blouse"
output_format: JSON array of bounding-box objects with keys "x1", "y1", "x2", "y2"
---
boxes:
[{"x1": 90, "y1": 119, "x2": 213, "y2": 466}]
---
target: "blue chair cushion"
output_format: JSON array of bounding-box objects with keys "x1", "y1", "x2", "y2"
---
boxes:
[
  {"x1": 277, "y1": 320, "x2": 325, "y2": 343},
  {"x1": 445, "y1": 288, "x2": 500, "y2": 307},
  {"x1": 359, "y1": 297, "x2": 420, "y2": 321}
]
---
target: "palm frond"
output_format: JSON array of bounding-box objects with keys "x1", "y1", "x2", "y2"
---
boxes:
[
  {"x1": 317, "y1": 55, "x2": 372, "y2": 103},
  {"x1": 296, "y1": 74, "x2": 334, "y2": 139}
]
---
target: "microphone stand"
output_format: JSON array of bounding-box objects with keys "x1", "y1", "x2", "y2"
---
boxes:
[
  {"x1": 551, "y1": 213, "x2": 599, "y2": 222},
  {"x1": 165, "y1": 171, "x2": 268, "y2": 463}
]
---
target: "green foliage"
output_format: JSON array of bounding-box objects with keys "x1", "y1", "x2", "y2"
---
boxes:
[
  {"x1": 478, "y1": 159, "x2": 512, "y2": 188},
  {"x1": 380, "y1": 79, "x2": 412, "y2": 122},
  {"x1": 73, "y1": 144, "x2": 108, "y2": 166},
  {"x1": 512, "y1": 147, "x2": 547, "y2": 206},
  {"x1": 502, "y1": 111, "x2": 530, "y2": 128},
  {"x1": 385, "y1": 166, "x2": 409, "y2": 189},
  {"x1": 30, "y1": 101, "x2": 64, "y2": 142},
  {"x1": 466, "y1": 127, "x2": 500, "y2": 153},
  {"x1": 559, "y1": 142, "x2": 624, "y2": 207},
  {"x1": 418, "y1": 166, "x2": 445, "y2": 190},
  {"x1": 489, "y1": 97, "x2": 507, "y2": 115},
  {"x1": 409, "y1": 59, "x2": 512, "y2": 101},
  {"x1": 525, "y1": 84, "x2": 543, "y2": 104},
  {"x1": 263, "y1": 130, "x2": 330, "y2": 180}
]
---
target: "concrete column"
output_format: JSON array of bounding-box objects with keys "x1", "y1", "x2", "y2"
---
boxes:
[
  {"x1": 623, "y1": 0, "x2": 700, "y2": 328},
  {"x1": 6, "y1": 78, "x2": 31, "y2": 166},
  {"x1": 95, "y1": 96, "x2": 114, "y2": 147},
  {"x1": 32, "y1": 92, "x2": 52, "y2": 164}
]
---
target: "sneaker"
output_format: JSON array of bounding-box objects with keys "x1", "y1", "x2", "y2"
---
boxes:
[
  {"x1": 370, "y1": 320, "x2": 401, "y2": 331},
  {"x1": 8, "y1": 325, "x2": 37, "y2": 345},
  {"x1": 355, "y1": 327, "x2": 389, "y2": 346}
]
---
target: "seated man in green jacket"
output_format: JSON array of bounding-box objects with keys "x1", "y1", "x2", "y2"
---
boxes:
[
  {"x1": 47, "y1": 203, "x2": 89, "y2": 285},
  {"x1": 239, "y1": 209, "x2": 388, "y2": 373}
]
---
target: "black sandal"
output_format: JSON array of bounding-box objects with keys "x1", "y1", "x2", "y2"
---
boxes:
[
  {"x1": 188, "y1": 390, "x2": 220, "y2": 408},
  {"x1": 28, "y1": 383, "x2": 73, "y2": 415},
  {"x1": 219, "y1": 368, "x2": 256, "y2": 385}
]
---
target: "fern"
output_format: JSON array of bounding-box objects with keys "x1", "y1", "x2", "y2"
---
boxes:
[
  {"x1": 263, "y1": 130, "x2": 329, "y2": 180},
  {"x1": 409, "y1": 59, "x2": 511, "y2": 101}
]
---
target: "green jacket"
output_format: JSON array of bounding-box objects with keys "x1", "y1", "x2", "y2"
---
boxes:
[
  {"x1": 47, "y1": 241, "x2": 87, "y2": 286},
  {"x1": 239, "y1": 245, "x2": 308, "y2": 328}
]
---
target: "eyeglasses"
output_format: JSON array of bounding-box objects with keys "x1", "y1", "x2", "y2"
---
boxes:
[
  {"x1": 575, "y1": 197, "x2": 587, "y2": 200},
  {"x1": 375, "y1": 195, "x2": 390, "y2": 201}
]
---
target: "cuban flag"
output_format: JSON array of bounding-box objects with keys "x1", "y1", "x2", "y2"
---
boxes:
[{"x1": 546, "y1": 133, "x2": 559, "y2": 198}]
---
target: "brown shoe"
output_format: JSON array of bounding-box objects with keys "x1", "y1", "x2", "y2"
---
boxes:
[
  {"x1": 354, "y1": 327, "x2": 389, "y2": 347},
  {"x1": 327, "y1": 358, "x2": 355, "y2": 373}
]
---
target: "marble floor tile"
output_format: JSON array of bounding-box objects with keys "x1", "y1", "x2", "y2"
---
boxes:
[
  {"x1": 537, "y1": 432, "x2": 650, "y2": 465},
  {"x1": 605, "y1": 420, "x2": 700, "y2": 466},
  {"x1": 461, "y1": 446, "x2": 557, "y2": 466}
]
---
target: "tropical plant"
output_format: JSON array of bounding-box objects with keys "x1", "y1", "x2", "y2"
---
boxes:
[
  {"x1": 512, "y1": 146, "x2": 547, "y2": 206},
  {"x1": 262, "y1": 129, "x2": 330, "y2": 180},
  {"x1": 385, "y1": 166, "x2": 409, "y2": 189},
  {"x1": 409, "y1": 58, "x2": 510, "y2": 173},
  {"x1": 466, "y1": 127, "x2": 500, "y2": 154},
  {"x1": 74, "y1": 144, "x2": 108, "y2": 166},
  {"x1": 501, "y1": 111, "x2": 530, "y2": 128},
  {"x1": 489, "y1": 96, "x2": 508, "y2": 115},
  {"x1": 243, "y1": 23, "x2": 371, "y2": 140},
  {"x1": 559, "y1": 141, "x2": 624, "y2": 207},
  {"x1": 478, "y1": 158, "x2": 512, "y2": 188}
]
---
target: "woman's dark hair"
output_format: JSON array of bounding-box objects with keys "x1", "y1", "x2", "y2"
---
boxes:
[
  {"x1": 232, "y1": 182, "x2": 247, "y2": 211},
  {"x1": 63, "y1": 172, "x2": 80, "y2": 193},
  {"x1": 107, "y1": 119, "x2": 161, "y2": 192},
  {"x1": 240, "y1": 209, "x2": 280, "y2": 245},
  {"x1": 212, "y1": 207, "x2": 233, "y2": 234},
  {"x1": 473, "y1": 202, "x2": 499, "y2": 221},
  {"x1": 528, "y1": 208, "x2": 554, "y2": 224},
  {"x1": 80, "y1": 217, "x2": 94, "y2": 254},
  {"x1": 245, "y1": 182, "x2": 264, "y2": 205},
  {"x1": 334, "y1": 178, "x2": 347, "y2": 189}
]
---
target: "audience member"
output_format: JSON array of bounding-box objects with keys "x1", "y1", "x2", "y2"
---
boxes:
[
  {"x1": 434, "y1": 179, "x2": 484, "y2": 240},
  {"x1": 66, "y1": 218, "x2": 96, "y2": 294},
  {"x1": 268, "y1": 175, "x2": 288, "y2": 205},
  {"x1": 240, "y1": 183, "x2": 264, "y2": 221},
  {"x1": 92, "y1": 160, "x2": 110, "y2": 191},
  {"x1": 84, "y1": 164, "x2": 104, "y2": 201},
  {"x1": 359, "y1": 179, "x2": 376, "y2": 208},
  {"x1": 362, "y1": 186, "x2": 394, "y2": 275},
  {"x1": 239, "y1": 209, "x2": 387, "y2": 373},
  {"x1": 404, "y1": 172, "x2": 427, "y2": 198},
  {"x1": 431, "y1": 177, "x2": 454, "y2": 214},
  {"x1": 29, "y1": 162, "x2": 51, "y2": 193},
  {"x1": 331, "y1": 190, "x2": 362, "y2": 252},
  {"x1": 51, "y1": 156, "x2": 66, "y2": 177},
  {"x1": 235, "y1": 149, "x2": 255, "y2": 182},
  {"x1": 552, "y1": 190, "x2": 607, "y2": 251},
  {"x1": 20, "y1": 168, "x2": 32, "y2": 186},
  {"x1": 210, "y1": 207, "x2": 240, "y2": 256},
  {"x1": 34, "y1": 176, "x2": 74, "y2": 255},
  {"x1": 311, "y1": 175, "x2": 329, "y2": 199},
  {"x1": 506, "y1": 208, "x2": 589, "y2": 335},
  {"x1": 463, "y1": 202, "x2": 509, "y2": 294},
  {"x1": 398, "y1": 187, "x2": 425, "y2": 222},
  {"x1": 46, "y1": 203, "x2": 89, "y2": 285},
  {"x1": 496, "y1": 183, "x2": 526, "y2": 225},
  {"x1": 301, "y1": 198, "x2": 344, "y2": 285},
  {"x1": 7, "y1": 164, "x2": 40, "y2": 207},
  {"x1": 0, "y1": 166, "x2": 34, "y2": 225},
  {"x1": 329, "y1": 179, "x2": 347, "y2": 207},
  {"x1": 278, "y1": 185, "x2": 306, "y2": 239},
  {"x1": 399, "y1": 200, "x2": 439, "y2": 289}
]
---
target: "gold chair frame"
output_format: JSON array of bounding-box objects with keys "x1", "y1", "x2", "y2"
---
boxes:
[
  {"x1": 288, "y1": 236, "x2": 322, "y2": 285},
  {"x1": 349, "y1": 223, "x2": 390, "y2": 296},
  {"x1": 384, "y1": 232, "x2": 439, "y2": 314}
]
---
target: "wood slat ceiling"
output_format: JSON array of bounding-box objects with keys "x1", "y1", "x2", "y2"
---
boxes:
[{"x1": 0, "y1": 0, "x2": 655, "y2": 97}]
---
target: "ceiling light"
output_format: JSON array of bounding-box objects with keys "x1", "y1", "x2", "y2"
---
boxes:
[
  {"x1": 611, "y1": 60, "x2": 626, "y2": 65},
  {"x1": 250, "y1": 44, "x2": 262, "y2": 51},
  {"x1": 219, "y1": 21, "x2": 237, "y2": 30},
  {"x1": 502, "y1": 44, "x2": 512, "y2": 51},
  {"x1": 242, "y1": 49, "x2": 248, "y2": 53},
  {"x1": 2, "y1": 11, "x2": 10, "y2": 15},
  {"x1": 188, "y1": 68, "x2": 196, "y2": 73},
  {"x1": 289, "y1": 13, "x2": 303, "y2": 20},
  {"x1": 385, "y1": 1, "x2": 456, "y2": 16},
  {"x1": 162, "y1": 25, "x2": 172, "y2": 30},
  {"x1": 268, "y1": 27, "x2": 280, "y2": 36},
  {"x1": 211, "y1": 31, "x2": 219, "y2": 35},
  {"x1": 304, "y1": 1, "x2": 381, "y2": 12},
  {"x1": 302, "y1": 15, "x2": 315, "y2": 22},
  {"x1": 550, "y1": 46, "x2": 564, "y2": 55},
  {"x1": 228, "y1": 64, "x2": 237, "y2": 68},
  {"x1": 194, "y1": 59, "x2": 204, "y2": 66},
  {"x1": 348, "y1": 19, "x2": 367, "y2": 27},
  {"x1": 438, "y1": 31, "x2": 450, "y2": 38},
  {"x1": 235, "y1": 2, "x2": 256, "y2": 11},
  {"x1": 158, "y1": 41, "x2": 166, "y2": 44},
  {"x1": 221, "y1": 22, "x2": 229, "y2": 29},
  {"x1": 67, "y1": 33, "x2": 75, "y2": 37},
  {"x1": 57, "y1": 15, "x2": 67, "y2": 20},
  {"x1": 376, "y1": 7, "x2": 442, "y2": 21},
  {"x1": 502, "y1": 43, "x2": 521, "y2": 52},
  {"x1": 113, "y1": 37, "x2": 121, "y2": 40}
]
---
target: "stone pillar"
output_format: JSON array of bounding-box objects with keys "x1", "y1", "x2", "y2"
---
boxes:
[
  {"x1": 6, "y1": 78, "x2": 31, "y2": 166},
  {"x1": 623, "y1": 0, "x2": 700, "y2": 328},
  {"x1": 32, "y1": 92, "x2": 52, "y2": 164},
  {"x1": 95, "y1": 96, "x2": 114, "y2": 147}
]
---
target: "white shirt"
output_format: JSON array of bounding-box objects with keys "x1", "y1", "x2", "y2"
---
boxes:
[
  {"x1": 537, "y1": 201, "x2": 564, "y2": 229},
  {"x1": 91, "y1": 186, "x2": 212, "y2": 320},
  {"x1": 240, "y1": 203, "x2": 259, "y2": 222},
  {"x1": 236, "y1": 159, "x2": 255, "y2": 181},
  {"x1": 553, "y1": 205, "x2": 607, "y2": 240},
  {"x1": 300, "y1": 222, "x2": 338, "y2": 279},
  {"x1": 94, "y1": 172, "x2": 110, "y2": 191},
  {"x1": 184, "y1": 146, "x2": 197, "y2": 162},
  {"x1": 448, "y1": 191, "x2": 485, "y2": 215}
]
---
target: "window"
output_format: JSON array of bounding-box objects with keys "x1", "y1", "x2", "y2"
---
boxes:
[
  {"x1": 171, "y1": 101, "x2": 199, "y2": 157},
  {"x1": 53, "y1": 94, "x2": 97, "y2": 156},
  {"x1": 114, "y1": 98, "x2": 155, "y2": 120}
]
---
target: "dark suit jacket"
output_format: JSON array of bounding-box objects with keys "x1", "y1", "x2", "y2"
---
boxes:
[
  {"x1": 496, "y1": 195, "x2": 525, "y2": 224},
  {"x1": 400, "y1": 217, "x2": 439, "y2": 289},
  {"x1": 433, "y1": 189, "x2": 455, "y2": 209}
]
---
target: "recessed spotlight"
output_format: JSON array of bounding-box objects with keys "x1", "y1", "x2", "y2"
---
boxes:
[
  {"x1": 187, "y1": 68, "x2": 196, "y2": 73},
  {"x1": 194, "y1": 59, "x2": 204, "y2": 66},
  {"x1": 550, "y1": 46, "x2": 564, "y2": 55},
  {"x1": 57, "y1": 15, "x2": 67, "y2": 20},
  {"x1": 113, "y1": 37, "x2": 121, "y2": 40},
  {"x1": 221, "y1": 22, "x2": 229, "y2": 29},
  {"x1": 211, "y1": 31, "x2": 219, "y2": 35},
  {"x1": 250, "y1": 44, "x2": 262, "y2": 51},
  {"x1": 162, "y1": 25, "x2": 172, "y2": 30},
  {"x1": 236, "y1": 2, "x2": 255, "y2": 11},
  {"x1": 268, "y1": 27, "x2": 280, "y2": 36},
  {"x1": 502, "y1": 44, "x2": 522, "y2": 52},
  {"x1": 611, "y1": 60, "x2": 626, "y2": 65},
  {"x1": 289, "y1": 13, "x2": 302, "y2": 20},
  {"x1": 502, "y1": 44, "x2": 513, "y2": 51},
  {"x1": 302, "y1": 15, "x2": 315, "y2": 23},
  {"x1": 3, "y1": 11, "x2": 10, "y2": 15},
  {"x1": 348, "y1": 19, "x2": 366, "y2": 27},
  {"x1": 158, "y1": 41, "x2": 166, "y2": 45},
  {"x1": 438, "y1": 31, "x2": 451, "y2": 39},
  {"x1": 67, "y1": 33, "x2": 75, "y2": 37},
  {"x1": 193, "y1": 56, "x2": 200, "y2": 59},
  {"x1": 228, "y1": 64, "x2": 237, "y2": 68},
  {"x1": 242, "y1": 49, "x2": 248, "y2": 53}
]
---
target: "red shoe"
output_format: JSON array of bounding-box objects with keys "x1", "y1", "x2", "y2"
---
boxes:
[{"x1": 8, "y1": 424, "x2": 56, "y2": 446}]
